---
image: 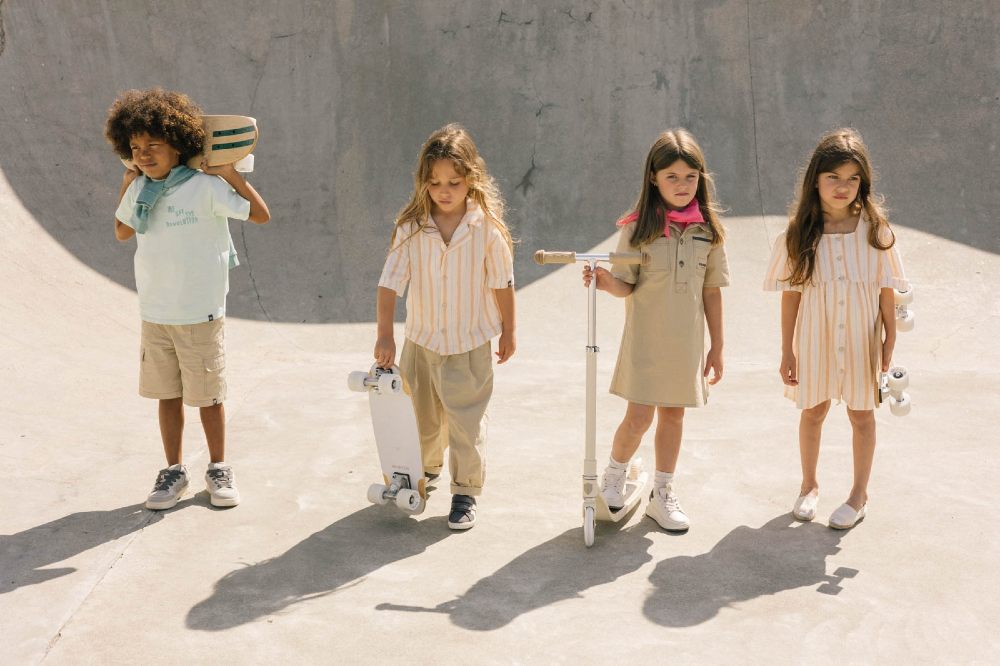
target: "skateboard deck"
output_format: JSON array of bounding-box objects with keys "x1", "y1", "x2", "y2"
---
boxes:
[
  {"x1": 348, "y1": 365, "x2": 427, "y2": 513},
  {"x1": 595, "y1": 459, "x2": 648, "y2": 522},
  {"x1": 121, "y1": 115, "x2": 257, "y2": 172}
]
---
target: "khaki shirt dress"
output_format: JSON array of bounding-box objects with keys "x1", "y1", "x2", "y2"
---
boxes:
[{"x1": 609, "y1": 221, "x2": 731, "y2": 407}]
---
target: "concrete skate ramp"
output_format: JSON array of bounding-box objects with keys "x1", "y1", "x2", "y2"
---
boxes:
[{"x1": 0, "y1": 1, "x2": 996, "y2": 323}]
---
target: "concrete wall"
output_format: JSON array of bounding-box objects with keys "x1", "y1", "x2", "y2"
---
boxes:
[{"x1": 1, "y1": 0, "x2": 996, "y2": 323}]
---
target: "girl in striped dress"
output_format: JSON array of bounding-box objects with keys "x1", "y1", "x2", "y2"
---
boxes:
[
  {"x1": 375, "y1": 124, "x2": 516, "y2": 530},
  {"x1": 763, "y1": 128, "x2": 908, "y2": 530}
]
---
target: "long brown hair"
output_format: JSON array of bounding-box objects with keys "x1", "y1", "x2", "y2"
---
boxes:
[
  {"x1": 785, "y1": 128, "x2": 894, "y2": 285},
  {"x1": 623, "y1": 129, "x2": 725, "y2": 248},
  {"x1": 392, "y1": 123, "x2": 513, "y2": 251}
]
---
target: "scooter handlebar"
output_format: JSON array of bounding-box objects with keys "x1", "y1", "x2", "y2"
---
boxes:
[{"x1": 533, "y1": 250, "x2": 645, "y2": 265}]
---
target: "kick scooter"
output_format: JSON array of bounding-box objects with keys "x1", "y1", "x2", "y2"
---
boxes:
[{"x1": 534, "y1": 249, "x2": 649, "y2": 547}]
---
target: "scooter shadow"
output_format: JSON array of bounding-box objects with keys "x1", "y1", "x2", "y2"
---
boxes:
[
  {"x1": 643, "y1": 514, "x2": 857, "y2": 627},
  {"x1": 0, "y1": 503, "x2": 167, "y2": 595},
  {"x1": 376, "y1": 514, "x2": 657, "y2": 631},
  {"x1": 186, "y1": 505, "x2": 452, "y2": 631}
]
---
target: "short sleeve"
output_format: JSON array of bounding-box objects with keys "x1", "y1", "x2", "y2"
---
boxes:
[
  {"x1": 610, "y1": 223, "x2": 640, "y2": 284},
  {"x1": 378, "y1": 223, "x2": 412, "y2": 295},
  {"x1": 703, "y1": 242, "x2": 731, "y2": 288},
  {"x1": 208, "y1": 175, "x2": 251, "y2": 221},
  {"x1": 114, "y1": 179, "x2": 141, "y2": 229},
  {"x1": 484, "y1": 223, "x2": 515, "y2": 289},
  {"x1": 877, "y1": 226, "x2": 909, "y2": 291},
  {"x1": 762, "y1": 232, "x2": 802, "y2": 292}
]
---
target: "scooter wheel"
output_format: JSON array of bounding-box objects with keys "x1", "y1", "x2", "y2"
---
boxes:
[
  {"x1": 583, "y1": 506, "x2": 595, "y2": 548},
  {"x1": 890, "y1": 392, "x2": 911, "y2": 417},
  {"x1": 887, "y1": 366, "x2": 909, "y2": 391},
  {"x1": 896, "y1": 308, "x2": 915, "y2": 332},
  {"x1": 367, "y1": 483, "x2": 389, "y2": 505},
  {"x1": 348, "y1": 371, "x2": 369, "y2": 392},
  {"x1": 894, "y1": 287, "x2": 914, "y2": 305},
  {"x1": 396, "y1": 489, "x2": 425, "y2": 515}
]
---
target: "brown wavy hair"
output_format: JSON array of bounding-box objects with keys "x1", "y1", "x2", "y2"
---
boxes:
[
  {"x1": 623, "y1": 128, "x2": 726, "y2": 248},
  {"x1": 784, "y1": 128, "x2": 894, "y2": 286},
  {"x1": 392, "y1": 123, "x2": 513, "y2": 252},
  {"x1": 104, "y1": 88, "x2": 204, "y2": 164}
]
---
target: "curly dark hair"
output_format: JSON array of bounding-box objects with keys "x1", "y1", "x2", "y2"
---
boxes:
[{"x1": 104, "y1": 88, "x2": 204, "y2": 164}]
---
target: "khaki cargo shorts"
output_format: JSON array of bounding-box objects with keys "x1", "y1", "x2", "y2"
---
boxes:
[{"x1": 139, "y1": 318, "x2": 226, "y2": 407}]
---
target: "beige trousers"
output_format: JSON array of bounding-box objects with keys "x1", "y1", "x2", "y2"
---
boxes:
[{"x1": 399, "y1": 339, "x2": 493, "y2": 496}]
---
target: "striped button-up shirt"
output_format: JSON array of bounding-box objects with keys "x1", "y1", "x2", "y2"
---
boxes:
[
  {"x1": 763, "y1": 216, "x2": 908, "y2": 410},
  {"x1": 379, "y1": 202, "x2": 514, "y2": 355}
]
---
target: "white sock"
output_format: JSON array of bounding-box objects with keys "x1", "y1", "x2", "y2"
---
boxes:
[
  {"x1": 607, "y1": 456, "x2": 627, "y2": 471},
  {"x1": 654, "y1": 471, "x2": 674, "y2": 488}
]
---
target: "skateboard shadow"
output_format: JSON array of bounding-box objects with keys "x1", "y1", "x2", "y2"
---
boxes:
[
  {"x1": 186, "y1": 505, "x2": 452, "y2": 631},
  {"x1": 0, "y1": 503, "x2": 166, "y2": 594},
  {"x1": 375, "y1": 518, "x2": 657, "y2": 631},
  {"x1": 643, "y1": 514, "x2": 857, "y2": 627}
]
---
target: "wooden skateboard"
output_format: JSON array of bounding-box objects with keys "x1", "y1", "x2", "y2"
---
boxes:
[
  {"x1": 348, "y1": 365, "x2": 427, "y2": 514},
  {"x1": 872, "y1": 287, "x2": 913, "y2": 416},
  {"x1": 121, "y1": 115, "x2": 257, "y2": 173}
]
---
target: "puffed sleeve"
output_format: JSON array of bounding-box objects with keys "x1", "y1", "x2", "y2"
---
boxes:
[
  {"x1": 876, "y1": 225, "x2": 910, "y2": 291},
  {"x1": 762, "y1": 232, "x2": 802, "y2": 292}
]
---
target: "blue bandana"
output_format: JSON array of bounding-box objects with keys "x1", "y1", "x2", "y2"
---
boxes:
[{"x1": 131, "y1": 165, "x2": 198, "y2": 234}]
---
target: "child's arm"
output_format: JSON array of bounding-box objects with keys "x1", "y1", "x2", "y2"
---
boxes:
[
  {"x1": 779, "y1": 291, "x2": 802, "y2": 386},
  {"x1": 374, "y1": 286, "x2": 398, "y2": 367},
  {"x1": 203, "y1": 162, "x2": 271, "y2": 224},
  {"x1": 582, "y1": 266, "x2": 635, "y2": 297},
  {"x1": 703, "y1": 286, "x2": 724, "y2": 384},
  {"x1": 493, "y1": 287, "x2": 516, "y2": 364},
  {"x1": 114, "y1": 168, "x2": 140, "y2": 241},
  {"x1": 878, "y1": 287, "x2": 896, "y2": 371}
]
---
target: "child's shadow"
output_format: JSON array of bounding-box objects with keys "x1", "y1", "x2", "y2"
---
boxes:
[
  {"x1": 186, "y1": 505, "x2": 452, "y2": 631},
  {"x1": 644, "y1": 514, "x2": 857, "y2": 627},
  {"x1": 376, "y1": 516, "x2": 657, "y2": 631},
  {"x1": 0, "y1": 503, "x2": 165, "y2": 594}
]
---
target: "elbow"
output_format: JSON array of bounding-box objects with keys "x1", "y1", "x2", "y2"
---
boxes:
[{"x1": 249, "y1": 206, "x2": 271, "y2": 225}]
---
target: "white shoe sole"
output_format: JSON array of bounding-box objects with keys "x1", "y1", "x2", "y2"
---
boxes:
[
  {"x1": 447, "y1": 519, "x2": 475, "y2": 530},
  {"x1": 829, "y1": 504, "x2": 866, "y2": 529},
  {"x1": 645, "y1": 509, "x2": 689, "y2": 532},
  {"x1": 209, "y1": 492, "x2": 240, "y2": 508}
]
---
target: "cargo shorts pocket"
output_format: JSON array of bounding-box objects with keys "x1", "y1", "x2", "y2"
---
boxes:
[{"x1": 203, "y1": 354, "x2": 227, "y2": 402}]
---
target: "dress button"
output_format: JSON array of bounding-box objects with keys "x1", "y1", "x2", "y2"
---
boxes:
[{"x1": 679, "y1": 261, "x2": 685, "y2": 267}]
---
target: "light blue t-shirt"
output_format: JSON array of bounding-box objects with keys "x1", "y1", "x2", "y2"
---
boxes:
[{"x1": 115, "y1": 173, "x2": 251, "y2": 325}]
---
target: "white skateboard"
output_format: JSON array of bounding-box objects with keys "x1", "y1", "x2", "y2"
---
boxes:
[
  {"x1": 873, "y1": 287, "x2": 914, "y2": 416},
  {"x1": 348, "y1": 365, "x2": 427, "y2": 514},
  {"x1": 121, "y1": 115, "x2": 257, "y2": 173},
  {"x1": 534, "y1": 249, "x2": 649, "y2": 547}
]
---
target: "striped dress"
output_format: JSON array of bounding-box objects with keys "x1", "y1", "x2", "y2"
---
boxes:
[{"x1": 763, "y1": 216, "x2": 909, "y2": 410}]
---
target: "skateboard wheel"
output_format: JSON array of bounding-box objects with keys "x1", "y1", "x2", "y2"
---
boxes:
[
  {"x1": 896, "y1": 307, "x2": 915, "y2": 332},
  {"x1": 627, "y1": 457, "x2": 643, "y2": 482},
  {"x1": 894, "y1": 287, "x2": 913, "y2": 305},
  {"x1": 583, "y1": 506, "x2": 595, "y2": 547},
  {"x1": 348, "y1": 371, "x2": 369, "y2": 393},
  {"x1": 396, "y1": 489, "x2": 425, "y2": 515},
  {"x1": 367, "y1": 483, "x2": 389, "y2": 505},
  {"x1": 887, "y1": 366, "x2": 909, "y2": 391},
  {"x1": 890, "y1": 392, "x2": 911, "y2": 416},
  {"x1": 376, "y1": 372, "x2": 402, "y2": 394}
]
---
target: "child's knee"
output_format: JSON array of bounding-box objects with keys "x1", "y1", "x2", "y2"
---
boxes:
[{"x1": 801, "y1": 401, "x2": 831, "y2": 423}]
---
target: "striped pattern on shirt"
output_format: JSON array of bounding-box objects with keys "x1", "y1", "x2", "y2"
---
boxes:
[
  {"x1": 379, "y1": 202, "x2": 514, "y2": 356},
  {"x1": 763, "y1": 216, "x2": 909, "y2": 410}
]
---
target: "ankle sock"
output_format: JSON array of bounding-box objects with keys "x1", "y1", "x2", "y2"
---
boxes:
[
  {"x1": 607, "y1": 456, "x2": 627, "y2": 471},
  {"x1": 654, "y1": 471, "x2": 674, "y2": 488}
]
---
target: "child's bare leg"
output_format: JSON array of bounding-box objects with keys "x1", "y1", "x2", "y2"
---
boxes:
[
  {"x1": 200, "y1": 403, "x2": 226, "y2": 463},
  {"x1": 652, "y1": 406, "x2": 685, "y2": 473},
  {"x1": 799, "y1": 400, "x2": 830, "y2": 495},
  {"x1": 609, "y1": 402, "x2": 655, "y2": 463},
  {"x1": 845, "y1": 408, "x2": 876, "y2": 510},
  {"x1": 159, "y1": 398, "x2": 184, "y2": 465}
]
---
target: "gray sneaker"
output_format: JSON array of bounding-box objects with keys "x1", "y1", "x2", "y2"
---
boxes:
[
  {"x1": 205, "y1": 462, "x2": 240, "y2": 507},
  {"x1": 145, "y1": 464, "x2": 189, "y2": 510}
]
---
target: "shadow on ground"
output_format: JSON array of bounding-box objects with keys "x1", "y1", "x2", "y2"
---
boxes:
[{"x1": 644, "y1": 514, "x2": 856, "y2": 627}]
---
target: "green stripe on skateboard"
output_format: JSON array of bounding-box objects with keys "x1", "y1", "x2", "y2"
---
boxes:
[
  {"x1": 212, "y1": 125, "x2": 256, "y2": 137},
  {"x1": 211, "y1": 139, "x2": 255, "y2": 150}
]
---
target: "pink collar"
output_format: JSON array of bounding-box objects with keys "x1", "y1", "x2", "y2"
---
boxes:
[{"x1": 617, "y1": 200, "x2": 705, "y2": 237}]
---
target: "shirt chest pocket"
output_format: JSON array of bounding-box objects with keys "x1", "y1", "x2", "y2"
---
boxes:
[
  {"x1": 691, "y1": 235, "x2": 712, "y2": 275},
  {"x1": 642, "y1": 237, "x2": 675, "y2": 274}
]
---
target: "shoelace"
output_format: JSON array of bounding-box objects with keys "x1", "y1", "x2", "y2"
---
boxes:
[
  {"x1": 206, "y1": 468, "x2": 233, "y2": 488},
  {"x1": 658, "y1": 489, "x2": 682, "y2": 513},
  {"x1": 601, "y1": 468, "x2": 627, "y2": 492},
  {"x1": 153, "y1": 468, "x2": 184, "y2": 492}
]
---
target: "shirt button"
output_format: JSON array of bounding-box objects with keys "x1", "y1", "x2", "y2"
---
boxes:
[
  {"x1": 679, "y1": 239, "x2": 684, "y2": 245},
  {"x1": 836, "y1": 256, "x2": 843, "y2": 261},
  {"x1": 839, "y1": 323, "x2": 845, "y2": 329},
  {"x1": 679, "y1": 261, "x2": 685, "y2": 267},
  {"x1": 839, "y1": 300, "x2": 845, "y2": 305}
]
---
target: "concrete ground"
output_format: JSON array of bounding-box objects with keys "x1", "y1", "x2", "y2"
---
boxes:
[{"x1": 2, "y1": 2, "x2": 999, "y2": 664}]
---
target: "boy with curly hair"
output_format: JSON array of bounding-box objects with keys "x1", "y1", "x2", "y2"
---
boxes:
[{"x1": 105, "y1": 88, "x2": 270, "y2": 510}]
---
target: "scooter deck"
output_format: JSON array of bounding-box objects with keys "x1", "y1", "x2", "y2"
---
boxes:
[{"x1": 594, "y1": 470, "x2": 649, "y2": 522}]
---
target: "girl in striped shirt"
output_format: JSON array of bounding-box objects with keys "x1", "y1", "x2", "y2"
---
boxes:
[
  {"x1": 375, "y1": 124, "x2": 516, "y2": 530},
  {"x1": 764, "y1": 128, "x2": 908, "y2": 530}
]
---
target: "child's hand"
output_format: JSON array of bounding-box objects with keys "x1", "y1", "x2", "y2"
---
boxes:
[
  {"x1": 881, "y1": 339, "x2": 895, "y2": 372},
  {"x1": 495, "y1": 330, "x2": 516, "y2": 364},
  {"x1": 704, "y1": 346, "x2": 724, "y2": 385},
  {"x1": 779, "y1": 351, "x2": 798, "y2": 386},
  {"x1": 200, "y1": 158, "x2": 238, "y2": 178},
  {"x1": 582, "y1": 265, "x2": 612, "y2": 291},
  {"x1": 374, "y1": 336, "x2": 396, "y2": 369},
  {"x1": 122, "y1": 165, "x2": 141, "y2": 186}
]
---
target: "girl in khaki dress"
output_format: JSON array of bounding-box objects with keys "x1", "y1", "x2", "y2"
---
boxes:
[
  {"x1": 583, "y1": 129, "x2": 729, "y2": 532},
  {"x1": 763, "y1": 128, "x2": 908, "y2": 530}
]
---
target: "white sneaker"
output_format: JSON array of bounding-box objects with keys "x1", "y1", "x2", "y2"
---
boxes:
[
  {"x1": 600, "y1": 464, "x2": 628, "y2": 510},
  {"x1": 793, "y1": 490, "x2": 819, "y2": 521},
  {"x1": 645, "y1": 484, "x2": 689, "y2": 532},
  {"x1": 145, "y1": 464, "x2": 189, "y2": 510},
  {"x1": 205, "y1": 462, "x2": 240, "y2": 507},
  {"x1": 829, "y1": 502, "x2": 866, "y2": 529}
]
